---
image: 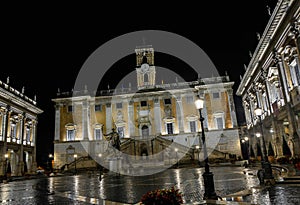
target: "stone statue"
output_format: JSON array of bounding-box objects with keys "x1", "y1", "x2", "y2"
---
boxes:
[
  {"x1": 286, "y1": 133, "x2": 295, "y2": 158},
  {"x1": 104, "y1": 128, "x2": 121, "y2": 152}
]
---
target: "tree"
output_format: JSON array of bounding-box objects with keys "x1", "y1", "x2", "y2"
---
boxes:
[{"x1": 268, "y1": 142, "x2": 275, "y2": 156}]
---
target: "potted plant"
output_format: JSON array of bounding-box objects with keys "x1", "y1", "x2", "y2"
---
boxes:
[{"x1": 140, "y1": 186, "x2": 183, "y2": 205}]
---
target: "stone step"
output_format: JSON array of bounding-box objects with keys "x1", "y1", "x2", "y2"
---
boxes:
[
  {"x1": 276, "y1": 180, "x2": 300, "y2": 184},
  {"x1": 283, "y1": 176, "x2": 300, "y2": 180}
]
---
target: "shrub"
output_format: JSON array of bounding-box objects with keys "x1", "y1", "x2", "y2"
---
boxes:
[{"x1": 140, "y1": 186, "x2": 183, "y2": 205}]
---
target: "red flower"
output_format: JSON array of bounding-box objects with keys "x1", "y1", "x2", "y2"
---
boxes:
[{"x1": 140, "y1": 186, "x2": 183, "y2": 205}]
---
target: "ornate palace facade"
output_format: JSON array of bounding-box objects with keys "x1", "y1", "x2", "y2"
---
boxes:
[
  {"x1": 237, "y1": 0, "x2": 300, "y2": 159},
  {"x1": 0, "y1": 78, "x2": 43, "y2": 177},
  {"x1": 52, "y1": 46, "x2": 241, "y2": 170}
]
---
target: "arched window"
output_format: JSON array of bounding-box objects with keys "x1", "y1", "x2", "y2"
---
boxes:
[
  {"x1": 65, "y1": 123, "x2": 76, "y2": 141},
  {"x1": 94, "y1": 124, "x2": 103, "y2": 140},
  {"x1": 213, "y1": 112, "x2": 225, "y2": 130},
  {"x1": 142, "y1": 125, "x2": 149, "y2": 137}
]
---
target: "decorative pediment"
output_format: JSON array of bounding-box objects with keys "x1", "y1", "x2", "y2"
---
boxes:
[
  {"x1": 186, "y1": 114, "x2": 198, "y2": 121},
  {"x1": 163, "y1": 117, "x2": 175, "y2": 123},
  {"x1": 65, "y1": 123, "x2": 76, "y2": 130}
]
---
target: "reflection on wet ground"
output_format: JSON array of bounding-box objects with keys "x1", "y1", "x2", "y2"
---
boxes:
[{"x1": 0, "y1": 166, "x2": 299, "y2": 204}]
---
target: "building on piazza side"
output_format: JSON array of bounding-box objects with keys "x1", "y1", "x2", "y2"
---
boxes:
[
  {"x1": 52, "y1": 45, "x2": 241, "y2": 170},
  {"x1": 0, "y1": 78, "x2": 43, "y2": 177},
  {"x1": 237, "y1": 0, "x2": 300, "y2": 160}
]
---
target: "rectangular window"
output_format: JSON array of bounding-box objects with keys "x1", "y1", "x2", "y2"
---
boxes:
[
  {"x1": 26, "y1": 129, "x2": 30, "y2": 142},
  {"x1": 95, "y1": 104, "x2": 102, "y2": 112},
  {"x1": 11, "y1": 125, "x2": 16, "y2": 139},
  {"x1": 216, "y1": 117, "x2": 224, "y2": 129},
  {"x1": 68, "y1": 105, "x2": 73, "y2": 112},
  {"x1": 116, "y1": 102, "x2": 123, "y2": 109},
  {"x1": 67, "y1": 129, "x2": 75, "y2": 141},
  {"x1": 219, "y1": 144, "x2": 227, "y2": 151},
  {"x1": 164, "y1": 98, "x2": 171, "y2": 105},
  {"x1": 166, "y1": 123, "x2": 173, "y2": 134},
  {"x1": 141, "y1": 101, "x2": 147, "y2": 107},
  {"x1": 95, "y1": 128, "x2": 101, "y2": 140},
  {"x1": 117, "y1": 127, "x2": 124, "y2": 138},
  {"x1": 186, "y1": 96, "x2": 194, "y2": 104},
  {"x1": 289, "y1": 60, "x2": 300, "y2": 86},
  {"x1": 190, "y1": 121, "x2": 196, "y2": 132},
  {"x1": 212, "y1": 92, "x2": 220, "y2": 99}
]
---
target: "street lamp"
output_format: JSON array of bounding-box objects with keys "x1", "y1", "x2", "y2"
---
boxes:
[
  {"x1": 48, "y1": 154, "x2": 53, "y2": 173},
  {"x1": 244, "y1": 137, "x2": 249, "y2": 162},
  {"x1": 74, "y1": 154, "x2": 77, "y2": 175},
  {"x1": 195, "y1": 98, "x2": 218, "y2": 200},
  {"x1": 4, "y1": 154, "x2": 8, "y2": 179},
  {"x1": 254, "y1": 107, "x2": 274, "y2": 184}
]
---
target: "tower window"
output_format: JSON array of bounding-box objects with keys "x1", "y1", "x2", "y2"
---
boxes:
[
  {"x1": 141, "y1": 101, "x2": 147, "y2": 107},
  {"x1": 68, "y1": 105, "x2": 73, "y2": 112},
  {"x1": 164, "y1": 98, "x2": 171, "y2": 105},
  {"x1": 116, "y1": 102, "x2": 123, "y2": 109},
  {"x1": 212, "y1": 92, "x2": 220, "y2": 99},
  {"x1": 95, "y1": 104, "x2": 102, "y2": 112}
]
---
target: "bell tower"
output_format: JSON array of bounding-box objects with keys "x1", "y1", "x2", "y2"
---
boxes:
[{"x1": 135, "y1": 46, "x2": 156, "y2": 89}]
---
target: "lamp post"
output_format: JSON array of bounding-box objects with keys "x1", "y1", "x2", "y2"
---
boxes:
[
  {"x1": 195, "y1": 98, "x2": 218, "y2": 200},
  {"x1": 254, "y1": 107, "x2": 274, "y2": 184},
  {"x1": 48, "y1": 154, "x2": 53, "y2": 173},
  {"x1": 74, "y1": 154, "x2": 77, "y2": 175},
  {"x1": 4, "y1": 154, "x2": 8, "y2": 179}
]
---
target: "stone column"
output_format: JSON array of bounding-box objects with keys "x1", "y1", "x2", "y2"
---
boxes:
[
  {"x1": 31, "y1": 119, "x2": 37, "y2": 173},
  {"x1": 82, "y1": 100, "x2": 89, "y2": 140},
  {"x1": 127, "y1": 100, "x2": 134, "y2": 137},
  {"x1": 227, "y1": 89, "x2": 238, "y2": 128},
  {"x1": 274, "y1": 50, "x2": 299, "y2": 155},
  {"x1": 154, "y1": 98, "x2": 162, "y2": 135},
  {"x1": 1, "y1": 106, "x2": 10, "y2": 176},
  {"x1": 17, "y1": 113, "x2": 25, "y2": 176},
  {"x1": 54, "y1": 104, "x2": 61, "y2": 141},
  {"x1": 106, "y1": 103, "x2": 112, "y2": 133},
  {"x1": 175, "y1": 96, "x2": 184, "y2": 133}
]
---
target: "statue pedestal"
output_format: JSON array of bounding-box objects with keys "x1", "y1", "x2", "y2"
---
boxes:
[{"x1": 108, "y1": 157, "x2": 122, "y2": 174}]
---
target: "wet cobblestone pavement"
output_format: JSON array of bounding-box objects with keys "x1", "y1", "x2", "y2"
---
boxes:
[{"x1": 0, "y1": 166, "x2": 300, "y2": 204}]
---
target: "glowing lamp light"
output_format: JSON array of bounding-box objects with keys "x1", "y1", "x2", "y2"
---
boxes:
[
  {"x1": 195, "y1": 98, "x2": 204, "y2": 110},
  {"x1": 254, "y1": 107, "x2": 262, "y2": 116}
]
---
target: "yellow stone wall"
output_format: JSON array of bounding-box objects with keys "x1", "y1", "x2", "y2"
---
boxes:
[
  {"x1": 57, "y1": 89, "x2": 234, "y2": 140},
  {"x1": 181, "y1": 95, "x2": 198, "y2": 132}
]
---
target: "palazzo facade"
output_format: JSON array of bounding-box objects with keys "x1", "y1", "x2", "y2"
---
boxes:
[
  {"x1": 237, "y1": 0, "x2": 300, "y2": 159},
  {"x1": 0, "y1": 78, "x2": 43, "y2": 176},
  {"x1": 52, "y1": 46, "x2": 241, "y2": 169}
]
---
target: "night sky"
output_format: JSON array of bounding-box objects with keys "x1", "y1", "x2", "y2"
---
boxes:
[{"x1": 1, "y1": 1, "x2": 278, "y2": 165}]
